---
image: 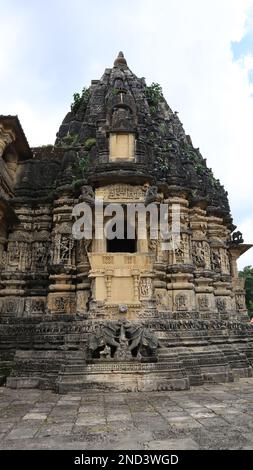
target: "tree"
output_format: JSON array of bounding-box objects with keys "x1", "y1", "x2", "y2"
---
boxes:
[{"x1": 239, "y1": 266, "x2": 253, "y2": 318}]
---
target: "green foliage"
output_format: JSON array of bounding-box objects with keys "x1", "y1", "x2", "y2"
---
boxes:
[
  {"x1": 159, "y1": 122, "x2": 167, "y2": 136},
  {"x1": 183, "y1": 143, "x2": 209, "y2": 175},
  {"x1": 84, "y1": 137, "x2": 96, "y2": 150},
  {"x1": 71, "y1": 178, "x2": 84, "y2": 190},
  {"x1": 239, "y1": 265, "x2": 253, "y2": 317},
  {"x1": 111, "y1": 87, "x2": 118, "y2": 96},
  {"x1": 62, "y1": 133, "x2": 78, "y2": 147},
  {"x1": 156, "y1": 151, "x2": 170, "y2": 173},
  {"x1": 184, "y1": 143, "x2": 198, "y2": 162},
  {"x1": 72, "y1": 152, "x2": 90, "y2": 183},
  {"x1": 77, "y1": 154, "x2": 90, "y2": 173},
  {"x1": 71, "y1": 87, "x2": 90, "y2": 113},
  {"x1": 146, "y1": 82, "x2": 164, "y2": 114},
  {"x1": 41, "y1": 144, "x2": 54, "y2": 149}
]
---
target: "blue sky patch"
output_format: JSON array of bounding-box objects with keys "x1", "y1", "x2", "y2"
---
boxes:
[
  {"x1": 248, "y1": 68, "x2": 253, "y2": 84},
  {"x1": 231, "y1": 32, "x2": 253, "y2": 60},
  {"x1": 231, "y1": 7, "x2": 253, "y2": 61}
]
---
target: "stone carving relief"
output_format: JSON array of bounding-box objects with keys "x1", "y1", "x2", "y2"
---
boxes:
[
  {"x1": 192, "y1": 241, "x2": 210, "y2": 269},
  {"x1": 216, "y1": 297, "x2": 226, "y2": 313},
  {"x1": 25, "y1": 299, "x2": 45, "y2": 315},
  {"x1": 97, "y1": 185, "x2": 145, "y2": 202},
  {"x1": 76, "y1": 239, "x2": 91, "y2": 264},
  {"x1": 174, "y1": 245, "x2": 184, "y2": 264},
  {"x1": 52, "y1": 233, "x2": 74, "y2": 265},
  {"x1": 87, "y1": 321, "x2": 159, "y2": 360},
  {"x1": 124, "y1": 322, "x2": 159, "y2": 358},
  {"x1": 0, "y1": 247, "x2": 7, "y2": 271},
  {"x1": 236, "y1": 295, "x2": 245, "y2": 310},
  {"x1": 109, "y1": 185, "x2": 144, "y2": 200},
  {"x1": 144, "y1": 186, "x2": 163, "y2": 205},
  {"x1": 232, "y1": 231, "x2": 244, "y2": 244},
  {"x1": 111, "y1": 107, "x2": 133, "y2": 130},
  {"x1": 5, "y1": 298, "x2": 17, "y2": 314},
  {"x1": 115, "y1": 325, "x2": 133, "y2": 361},
  {"x1": 7, "y1": 241, "x2": 20, "y2": 268},
  {"x1": 174, "y1": 233, "x2": 190, "y2": 264},
  {"x1": 88, "y1": 321, "x2": 121, "y2": 358},
  {"x1": 80, "y1": 185, "x2": 95, "y2": 204},
  {"x1": 139, "y1": 278, "x2": 152, "y2": 299},
  {"x1": 32, "y1": 242, "x2": 50, "y2": 270},
  {"x1": 211, "y1": 249, "x2": 221, "y2": 272},
  {"x1": 192, "y1": 222, "x2": 207, "y2": 239},
  {"x1": 148, "y1": 239, "x2": 158, "y2": 253},
  {"x1": 220, "y1": 249, "x2": 230, "y2": 274},
  {"x1": 198, "y1": 295, "x2": 209, "y2": 310},
  {"x1": 155, "y1": 289, "x2": 168, "y2": 309},
  {"x1": 54, "y1": 296, "x2": 69, "y2": 313},
  {"x1": 175, "y1": 293, "x2": 187, "y2": 311},
  {"x1": 2, "y1": 297, "x2": 24, "y2": 316},
  {"x1": 6, "y1": 241, "x2": 31, "y2": 271}
]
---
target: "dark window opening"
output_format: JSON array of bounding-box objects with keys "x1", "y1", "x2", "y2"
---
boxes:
[{"x1": 107, "y1": 237, "x2": 136, "y2": 253}]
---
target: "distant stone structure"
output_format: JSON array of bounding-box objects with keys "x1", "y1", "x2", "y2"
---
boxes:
[{"x1": 0, "y1": 52, "x2": 252, "y2": 392}]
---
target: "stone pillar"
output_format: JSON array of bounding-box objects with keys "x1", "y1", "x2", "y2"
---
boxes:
[
  {"x1": 133, "y1": 270, "x2": 140, "y2": 302},
  {"x1": 0, "y1": 204, "x2": 33, "y2": 315},
  {"x1": 47, "y1": 192, "x2": 76, "y2": 315},
  {"x1": 207, "y1": 215, "x2": 233, "y2": 319},
  {"x1": 76, "y1": 240, "x2": 92, "y2": 314},
  {"x1": 105, "y1": 273, "x2": 113, "y2": 303},
  {"x1": 166, "y1": 194, "x2": 196, "y2": 316},
  {"x1": 189, "y1": 205, "x2": 215, "y2": 317},
  {"x1": 24, "y1": 205, "x2": 52, "y2": 315}
]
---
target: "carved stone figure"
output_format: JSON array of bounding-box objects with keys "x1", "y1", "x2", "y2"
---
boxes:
[
  {"x1": 139, "y1": 278, "x2": 152, "y2": 298},
  {"x1": 33, "y1": 242, "x2": 50, "y2": 269},
  {"x1": 192, "y1": 241, "x2": 205, "y2": 268},
  {"x1": 198, "y1": 295, "x2": 209, "y2": 310},
  {"x1": 124, "y1": 321, "x2": 159, "y2": 358},
  {"x1": 216, "y1": 298, "x2": 226, "y2": 313},
  {"x1": 211, "y1": 249, "x2": 221, "y2": 271},
  {"x1": 88, "y1": 321, "x2": 121, "y2": 358},
  {"x1": 111, "y1": 107, "x2": 133, "y2": 130},
  {"x1": 52, "y1": 233, "x2": 74, "y2": 265},
  {"x1": 175, "y1": 245, "x2": 184, "y2": 263},
  {"x1": 175, "y1": 293, "x2": 187, "y2": 311},
  {"x1": 236, "y1": 295, "x2": 245, "y2": 310},
  {"x1": 232, "y1": 231, "x2": 244, "y2": 244},
  {"x1": 115, "y1": 325, "x2": 132, "y2": 360},
  {"x1": 144, "y1": 186, "x2": 159, "y2": 205}
]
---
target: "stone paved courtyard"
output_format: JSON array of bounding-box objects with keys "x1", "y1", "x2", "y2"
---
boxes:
[{"x1": 0, "y1": 378, "x2": 253, "y2": 450}]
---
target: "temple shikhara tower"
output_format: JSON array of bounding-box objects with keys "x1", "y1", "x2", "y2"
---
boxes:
[{"x1": 0, "y1": 52, "x2": 252, "y2": 392}]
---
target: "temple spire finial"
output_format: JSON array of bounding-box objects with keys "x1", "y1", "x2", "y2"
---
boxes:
[{"x1": 114, "y1": 51, "x2": 127, "y2": 68}]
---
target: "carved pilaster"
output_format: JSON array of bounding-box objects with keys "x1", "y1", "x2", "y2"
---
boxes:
[{"x1": 47, "y1": 192, "x2": 77, "y2": 314}]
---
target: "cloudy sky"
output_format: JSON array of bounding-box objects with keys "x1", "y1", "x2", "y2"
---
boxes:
[{"x1": 0, "y1": 0, "x2": 253, "y2": 269}]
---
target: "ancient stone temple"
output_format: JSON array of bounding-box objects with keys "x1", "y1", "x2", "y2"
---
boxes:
[{"x1": 0, "y1": 52, "x2": 252, "y2": 392}]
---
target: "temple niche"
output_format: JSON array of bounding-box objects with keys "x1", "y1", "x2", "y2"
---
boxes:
[{"x1": 0, "y1": 52, "x2": 253, "y2": 392}]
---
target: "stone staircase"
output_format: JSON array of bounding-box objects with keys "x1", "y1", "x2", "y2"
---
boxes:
[{"x1": 56, "y1": 353, "x2": 190, "y2": 393}]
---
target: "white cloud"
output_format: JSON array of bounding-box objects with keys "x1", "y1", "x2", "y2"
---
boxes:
[{"x1": 0, "y1": 0, "x2": 253, "y2": 268}]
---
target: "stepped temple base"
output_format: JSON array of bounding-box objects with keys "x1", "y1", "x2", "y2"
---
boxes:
[{"x1": 2, "y1": 315, "x2": 253, "y2": 393}]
